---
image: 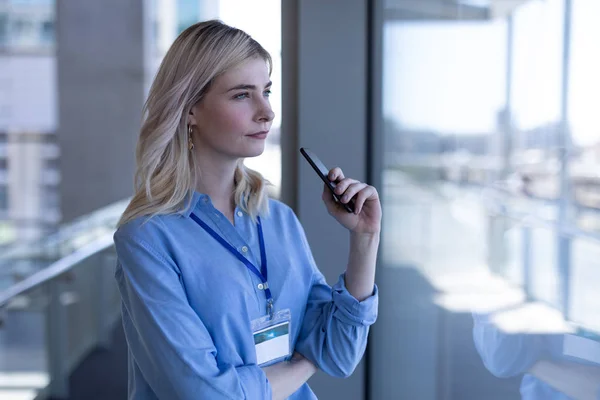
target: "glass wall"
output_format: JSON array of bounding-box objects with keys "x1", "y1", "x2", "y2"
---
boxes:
[
  {"x1": 0, "y1": 0, "x2": 57, "y2": 246},
  {"x1": 567, "y1": 0, "x2": 600, "y2": 335},
  {"x1": 0, "y1": 0, "x2": 54, "y2": 51},
  {"x1": 0, "y1": 0, "x2": 282, "y2": 246},
  {"x1": 218, "y1": 0, "x2": 282, "y2": 197},
  {"x1": 0, "y1": 3, "x2": 282, "y2": 399},
  {"x1": 377, "y1": 0, "x2": 600, "y2": 398}
]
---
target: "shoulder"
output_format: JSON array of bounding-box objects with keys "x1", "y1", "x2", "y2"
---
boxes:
[
  {"x1": 266, "y1": 198, "x2": 301, "y2": 226},
  {"x1": 264, "y1": 198, "x2": 309, "y2": 241},
  {"x1": 263, "y1": 199, "x2": 316, "y2": 265},
  {"x1": 114, "y1": 212, "x2": 184, "y2": 253},
  {"x1": 113, "y1": 213, "x2": 190, "y2": 276},
  {"x1": 267, "y1": 198, "x2": 294, "y2": 217}
]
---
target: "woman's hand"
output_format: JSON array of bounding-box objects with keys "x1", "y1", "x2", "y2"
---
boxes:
[
  {"x1": 261, "y1": 352, "x2": 317, "y2": 400},
  {"x1": 322, "y1": 167, "x2": 382, "y2": 234}
]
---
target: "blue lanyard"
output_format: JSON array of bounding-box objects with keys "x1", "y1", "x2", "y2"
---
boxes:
[{"x1": 189, "y1": 213, "x2": 274, "y2": 318}]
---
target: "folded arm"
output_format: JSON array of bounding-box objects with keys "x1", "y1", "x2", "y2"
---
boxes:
[{"x1": 115, "y1": 232, "x2": 272, "y2": 399}]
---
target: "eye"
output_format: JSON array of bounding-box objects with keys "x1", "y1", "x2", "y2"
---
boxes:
[
  {"x1": 263, "y1": 89, "x2": 272, "y2": 97},
  {"x1": 233, "y1": 92, "x2": 249, "y2": 100}
]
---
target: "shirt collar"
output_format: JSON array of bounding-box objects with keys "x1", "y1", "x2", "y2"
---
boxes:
[
  {"x1": 182, "y1": 190, "x2": 250, "y2": 218},
  {"x1": 182, "y1": 190, "x2": 210, "y2": 218}
]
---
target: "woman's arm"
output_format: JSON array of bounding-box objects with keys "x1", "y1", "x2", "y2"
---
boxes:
[
  {"x1": 472, "y1": 312, "x2": 547, "y2": 378},
  {"x1": 291, "y1": 221, "x2": 379, "y2": 378},
  {"x1": 528, "y1": 359, "x2": 600, "y2": 400},
  {"x1": 114, "y1": 231, "x2": 272, "y2": 400},
  {"x1": 323, "y1": 167, "x2": 382, "y2": 302},
  {"x1": 261, "y1": 352, "x2": 317, "y2": 400},
  {"x1": 289, "y1": 167, "x2": 382, "y2": 379},
  {"x1": 345, "y1": 231, "x2": 379, "y2": 301}
]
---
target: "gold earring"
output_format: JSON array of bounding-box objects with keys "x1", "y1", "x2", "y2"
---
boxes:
[{"x1": 188, "y1": 125, "x2": 194, "y2": 151}]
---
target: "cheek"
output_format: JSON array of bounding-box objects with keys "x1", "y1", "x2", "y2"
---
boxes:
[{"x1": 218, "y1": 106, "x2": 250, "y2": 132}]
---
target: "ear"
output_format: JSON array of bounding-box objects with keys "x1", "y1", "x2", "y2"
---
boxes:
[{"x1": 188, "y1": 106, "x2": 197, "y2": 127}]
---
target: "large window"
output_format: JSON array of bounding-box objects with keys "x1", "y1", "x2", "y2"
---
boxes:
[
  {"x1": 0, "y1": 0, "x2": 56, "y2": 244},
  {"x1": 0, "y1": 185, "x2": 7, "y2": 210},
  {"x1": 0, "y1": 0, "x2": 54, "y2": 50},
  {"x1": 217, "y1": 0, "x2": 282, "y2": 197},
  {"x1": 565, "y1": 0, "x2": 600, "y2": 334},
  {"x1": 376, "y1": 0, "x2": 600, "y2": 398}
]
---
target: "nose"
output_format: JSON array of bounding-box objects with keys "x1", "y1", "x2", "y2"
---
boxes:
[{"x1": 256, "y1": 98, "x2": 275, "y2": 123}]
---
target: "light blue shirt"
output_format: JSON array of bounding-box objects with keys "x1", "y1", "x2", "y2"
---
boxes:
[{"x1": 114, "y1": 192, "x2": 378, "y2": 399}]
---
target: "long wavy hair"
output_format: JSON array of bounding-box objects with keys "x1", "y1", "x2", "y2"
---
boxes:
[{"x1": 118, "y1": 20, "x2": 272, "y2": 227}]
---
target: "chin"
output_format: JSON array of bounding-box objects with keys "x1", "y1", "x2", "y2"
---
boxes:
[{"x1": 244, "y1": 144, "x2": 266, "y2": 158}]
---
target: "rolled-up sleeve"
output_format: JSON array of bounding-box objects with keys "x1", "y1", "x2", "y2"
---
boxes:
[
  {"x1": 114, "y1": 232, "x2": 272, "y2": 400},
  {"x1": 293, "y1": 225, "x2": 379, "y2": 378},
  {"x1": 472, "y1": 312, "x2": 547, "y2": 379}
]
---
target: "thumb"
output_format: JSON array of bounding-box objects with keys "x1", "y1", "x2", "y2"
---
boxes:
[{"x1": 322, "y1": 183, "x2": 337, "y2": 211}]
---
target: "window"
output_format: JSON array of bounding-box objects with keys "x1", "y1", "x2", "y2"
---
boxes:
[
  {"x1": 3, "y1": 1, "x2": 55, "y2": 50},
  {"x1": 374, "y1": 0, "x2": 600, "y2": 398},
  {"x1": 217, "y1": 0, "x2": 282, "y2": 197},
  {"x1": 0, "y1": 186, "x2": 7, "y2": 210},
  {"x1": 42, "y1": 186, "x2": 59, "y2": 210},
  {"x1": 45, "y1": 157, "x2": 59, "y2": 170},
  {"x1": 40, "y1": 19, "x2": 53, "y2": 44},
  {"x1": 565, "y1": 0, "x2": 600, "y2": 334},
  {"x1": 0, "y1": 13, "x2": 8, "y2": 46},
  {"x1": 176, "y1": 0, "x2": 199, "y2": 34},
  {"x1": 152, "y1": 0, "x2": 283, "y2": 196}
]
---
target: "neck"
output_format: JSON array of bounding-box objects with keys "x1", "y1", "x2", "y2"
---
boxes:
[{"x1": 194, "y1": 151, "x2": 239, "y2": 215}]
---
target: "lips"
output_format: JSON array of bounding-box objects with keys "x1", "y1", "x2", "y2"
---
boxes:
[{"x1": 247, "y1": 131, "x2": 269, "y2": 139}]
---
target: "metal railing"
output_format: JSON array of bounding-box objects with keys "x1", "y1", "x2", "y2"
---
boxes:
[
  {"x1": 0, "y1": 199, "x2": 128, "y2": 400},
  {"x1": 486, "y1": 193, "x2": 600, "y2": 327}
]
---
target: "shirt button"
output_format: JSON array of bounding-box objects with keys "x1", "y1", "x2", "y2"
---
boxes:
[
  {"x1": 241, "y1": 246, "x2": 248, "y2": 253},
  {"x1": 203, "y1": 198, "x2": 208, "y2": 203},
  {"x1": 257, "y1": 283, "x2": 264, "y2": 290},
  {"x1": 237, "y1": 211, "x2": 243, "y2": 217}
]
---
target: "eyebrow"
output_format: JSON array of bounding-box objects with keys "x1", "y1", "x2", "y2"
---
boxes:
[{"x1": 227, "y1": 81, "x2": 272, "y2": 92}]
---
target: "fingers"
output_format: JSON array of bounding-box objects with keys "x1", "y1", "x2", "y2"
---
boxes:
[
  {"x1": 334, "y1": 179, "x2": 378, "y2": 214},
  {"x1": 333, "y1": 177, "x2": 359, "y2": 195},
  {"x1": 353, "y1": 185, "x2": 378, "y2": 214},
  {"x1": 322, "y1": 183, "x2": 335, "y2": 204},
  {"x1": 338, "y1": 181, "x2": 367, "y2": 207},
  {"x1": 322, "y1": 183, "x2": 344, "y2": 214},
  {"x1": 324, "y1": 167, "x2": 379, "y2": 214},
  {"x1": 328, "y1": 167, "x2": 345, "y2": 182}
]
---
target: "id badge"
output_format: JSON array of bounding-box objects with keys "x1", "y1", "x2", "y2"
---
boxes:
[{"x1": 251, "y1": 308, "x2": 292, "y2": 366}]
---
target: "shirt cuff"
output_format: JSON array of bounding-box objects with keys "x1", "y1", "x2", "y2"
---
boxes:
[
  {"x1": 331, "y1": 273, "x2": 378, "y2": 326},
  {"x1": 472, "y1": 311, "x2": 493, "y2": 324}
]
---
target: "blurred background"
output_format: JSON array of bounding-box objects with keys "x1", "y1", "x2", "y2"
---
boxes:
[{"x1": 0, "y1": 0, "x2": 599, "y2": 399}]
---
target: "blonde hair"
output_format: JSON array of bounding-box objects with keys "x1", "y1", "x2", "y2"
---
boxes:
[{"x1": 118, "y1": 20, "x2": 272, "y2": 227}]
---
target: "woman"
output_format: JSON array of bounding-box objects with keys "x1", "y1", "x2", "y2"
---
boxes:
[{"x1": 114, "y1": 20, "x2": 380, "y2": 400}]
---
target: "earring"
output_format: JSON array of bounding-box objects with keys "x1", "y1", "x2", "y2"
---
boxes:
[{"x1": 188, "y1": 125, "x2": 194, "y2": 151}]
